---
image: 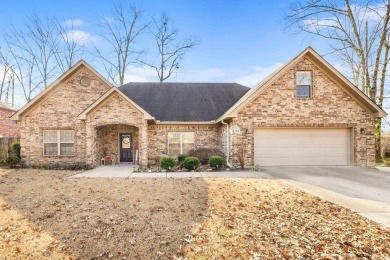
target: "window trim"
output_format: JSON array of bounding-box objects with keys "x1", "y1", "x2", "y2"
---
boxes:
[
  {"x1": 43, "y1": 130, "x2": 75, "y2": 156},
  {"x1": 167, "y1": 132, "x2": 195, "y2": 155},
  {"x1": 295, "y1": 70, "x2": 312, "y2": 99}
]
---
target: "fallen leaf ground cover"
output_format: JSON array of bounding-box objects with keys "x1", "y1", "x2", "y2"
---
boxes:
[{"x1": 0, "y1": 168, "x2": 389, "y2": 259}]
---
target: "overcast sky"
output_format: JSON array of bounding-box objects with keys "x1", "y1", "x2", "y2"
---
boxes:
[{"x1": 0, "y1": 0, "x2": 342, "y2": 107}]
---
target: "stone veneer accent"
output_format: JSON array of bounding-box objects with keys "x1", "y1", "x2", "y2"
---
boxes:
[
  {"x1": 20, "y1": 66, "x2": 111, "y2": 167},
  {"x1": 229, "y1": 57, "x2": 375, "y2": 167},
  {"x1": 147, "y1": 124, "x2": 222, "y2": 165}
]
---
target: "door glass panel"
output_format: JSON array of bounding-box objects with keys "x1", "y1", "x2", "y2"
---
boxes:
[{"x1": 122, "y1": 135, "x2": 131, "y2": 149}]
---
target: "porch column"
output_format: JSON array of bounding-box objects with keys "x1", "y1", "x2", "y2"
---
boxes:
[
  {"x1": 85, "y1": 124, "x2": 97, "y2": 166},
  {"x1": 139, "y1": 120, "x2": 148, "y2": 167}
]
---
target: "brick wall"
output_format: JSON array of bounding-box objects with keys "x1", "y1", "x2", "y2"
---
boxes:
[
  {"x1": 95, "y1": 124, "x2": 139, "y2": 164},
  {"x1": 0, "y1": 109, "x2": 20, "y2": 138},
  {"x1": 147, "y1": 124, "x2": 221, "y2": 165},
  {"x1": 86, "y1": 92, "x2": 146, "y2": 166},
  {"x1": 230, "y1": 57, "x2": 375, "y2": 167},
  {"x1": 20, "y1": 66, "x2": 111, "y2": 167}
]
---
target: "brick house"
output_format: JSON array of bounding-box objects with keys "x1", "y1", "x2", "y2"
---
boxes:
[
  {"x1": 0, "y1": 101, "x2": 20, "y2": 138},
  {"x1": 10, "y1": 47, "x2": 386, "y2": 168}
]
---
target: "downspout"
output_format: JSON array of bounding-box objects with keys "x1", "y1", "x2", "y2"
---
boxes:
[{"x1": 221, "y1": 119, "x2": 234, "y2": 168}]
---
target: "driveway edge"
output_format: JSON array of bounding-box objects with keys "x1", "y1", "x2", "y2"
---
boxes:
[{"x1": 283, "y1": 179, "x2": 390, "y2": 229}]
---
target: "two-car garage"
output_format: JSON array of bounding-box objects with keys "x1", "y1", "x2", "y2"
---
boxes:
[{"x1": 254, "y1": 128, "x2": 351, "y2": 166}]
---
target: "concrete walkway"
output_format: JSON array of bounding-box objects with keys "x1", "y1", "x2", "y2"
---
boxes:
[{"x1": 69, "y1": 165, "x2": 272, "y2": 178}]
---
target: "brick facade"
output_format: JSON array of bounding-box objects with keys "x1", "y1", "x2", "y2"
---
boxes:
[
  {"x1": 19, "y1": 66, "x2": 111, "y2": 167},
  {"x1": 85, "y1": 92, "x2": 146, "y2": 166},
  {"x1": 0, "y1": 108, "x2": 20, "y2": 138},
  {"x1": 16, "y1": 54, "x2": 379, "y2": 169},
  {"x1": 96, "y1": 124, "x2": 139, "y2": 165},
  {"x1": 147, "y1": 124, "x2": 221, "y2": 165},
  {"x1": 229, "y1": 57, "x2": 375, "y2": 167}
]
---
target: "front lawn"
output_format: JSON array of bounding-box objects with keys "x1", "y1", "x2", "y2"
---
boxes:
[{"x1": 0, "y1": 169, "x2": 389, "y2": 259}]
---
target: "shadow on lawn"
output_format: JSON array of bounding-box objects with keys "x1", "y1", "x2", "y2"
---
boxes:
[{"x1": 0, "y1": 169, "x2": 209, "y2": 259}]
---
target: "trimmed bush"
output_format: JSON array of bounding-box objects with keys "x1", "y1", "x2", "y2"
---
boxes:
[
  {"x1": 177, "y1": 154, "x2": 187, "y2": 163},
  {"x1": 208, "y1": 156, "x2": 224, "y2": 168},
  {"x1": 160, "y1": 156, "x2": 176, "y2": 170},
  {"x1": 10, "y1": 141, "x2": 21, "y2": 159},
  {"x1": 183, "y1": 157, "x2": 200, "y2": 171},
  {"x1": 5, "y1": 156, "x2": 20, "y2": 168},
  {"x1": 188, "y1": 148, "x2": 225, "y2": 164}
]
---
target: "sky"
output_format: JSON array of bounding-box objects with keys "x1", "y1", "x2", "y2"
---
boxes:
[{"x1": 0, "y1": 0, "x2": 340, "y2": 107}]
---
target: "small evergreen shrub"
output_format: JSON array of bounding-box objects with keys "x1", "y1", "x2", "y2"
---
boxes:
[
  {"x1": 183, "y1": 157, "x2": 200, "y2": 171},
  {"x1": 10, "y1": 141, "x2": 21, "y2": 159},
  {"x1": 188, "y1": 148, "x2": 225, "y2": 164},
  {"x1": 177, "y1": 154, "x2": 187, "y2": 163},
  {"x1": 208, "y1": 156, "x2": 224, "y2": 168},
  {"x1": 160, "y1": 156, "x2": 176, "y2": 170},
  {"x1": 5, "y1": 156, "x2": 20, "y2": 168}
]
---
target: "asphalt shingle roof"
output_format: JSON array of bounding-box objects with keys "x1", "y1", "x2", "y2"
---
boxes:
[{"x1": 118, "y1": 82, "x2": 250, "y2": 121}]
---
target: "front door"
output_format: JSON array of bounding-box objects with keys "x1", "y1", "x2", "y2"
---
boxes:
[{"x1": 120, "y1": 133, "x2": 133, "y2": 162}]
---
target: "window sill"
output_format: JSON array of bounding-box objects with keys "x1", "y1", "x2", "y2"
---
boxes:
[
  {"x1": 296, "y1": 97, "x2": 313, "y2": 100},
  {"x1": 43, "y1": 155, "x2": 75, "y2": 157}
]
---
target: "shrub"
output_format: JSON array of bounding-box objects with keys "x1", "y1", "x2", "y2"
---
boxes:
[
  {"x1": 183, "y1": 157, "x2": 200, "y2": 171},
  {"x1": 5, "y1": 156, "x2": 20, "y2": 168},
  {"x1": 160, "y1": 156, "x2": 176, "y2": 170},
  {"x1": 208, "y1": 156, "x2": 224, "y2": 168},
  {"x1": 177, "y1": 154, "x2": 187, "y2": 163},
  {"x1": 10, "y1": 141, "x2": 21, "y2": 159},
  {"x1": 188, "y1": 148, "x2": 225, "y2": 164}
]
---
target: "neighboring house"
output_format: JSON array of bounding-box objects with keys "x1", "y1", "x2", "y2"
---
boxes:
[
  {"x1": 0, "y1": 101, "x2": 20, "y2": 138},
  {"x1": 10, "y1": 47, "x2": 386, "y2": 168}
]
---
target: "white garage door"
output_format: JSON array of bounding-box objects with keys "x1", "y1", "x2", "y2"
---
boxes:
[{"x1": 254, "y1": 128, "x2": 351, "y2": 166}]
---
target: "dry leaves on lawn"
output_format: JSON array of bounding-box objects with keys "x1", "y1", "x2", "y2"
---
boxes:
[{"x1": 0, "y1": 169, "x2": 389, "y2": 259}]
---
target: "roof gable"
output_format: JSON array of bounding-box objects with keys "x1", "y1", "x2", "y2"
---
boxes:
[
  {"x1": 11, "y1": 60, "x2": 113, "y2": 121},
  {"x1": 218, "y1": 47, "x2": 387, "y2": 120},
  {"x1": 119, "y1": 82, "x2": 250, "y2": 122},
  {"x1": 78, "y1": 87, "x2": 154, "y2": 120}
]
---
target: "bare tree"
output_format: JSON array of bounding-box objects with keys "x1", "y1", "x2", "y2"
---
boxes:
[
  {"x1": 286, "y1": 0, "x2": 390, "y2": 153},
  {"x1": 140, "y1": 13, "x2": 197, "y2": 82},
  {"x1": 0, "y1": 47, "x2": 12, "y2": 102},
  {"x1": 97, "y1": 2, "x2": 148, "y2": 85},
  {"x1": 54, "y1": 19, "x2": 86, "y2": 73},
  {"x1": 8, "y1": 47, "x2": 43, "y2": 103},
  {"x1": 6, "y1": 15, "x2": 59, "y2": 89}
]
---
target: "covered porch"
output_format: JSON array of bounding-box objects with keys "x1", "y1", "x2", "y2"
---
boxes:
[{"x1": 95, "y1": 124, "x2": 140, "y2": 165}]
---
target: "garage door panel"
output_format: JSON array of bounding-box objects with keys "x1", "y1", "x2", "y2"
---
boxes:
[{"x1": 254, "y1": 128, "x2": 350, "y2": 166}]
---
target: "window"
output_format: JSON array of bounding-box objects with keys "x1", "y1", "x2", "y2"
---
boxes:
[
  {"x1": 296, "y1": 71, "x2": 312, "y2": 98},
  {"x1": 43, "y1": 130, "x2": 75, "y2": 156},
  {"x1": 168, "y1": 132, "x2": 194, "y2": 155}
]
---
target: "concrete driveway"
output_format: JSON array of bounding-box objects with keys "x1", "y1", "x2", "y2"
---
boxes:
[{"x1": 259, "y1": 166, "x2": 390, "y2": 228}]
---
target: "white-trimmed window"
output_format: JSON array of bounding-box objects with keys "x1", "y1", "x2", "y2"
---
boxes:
[
  {"x1": 43, "y1": 130, "x2": 75, "y2": 156},
  {"x1": 168, "y1": 132, "x2": 195, "y2": 155},
  {"x1": 296, "y1": 71, "x2": 312, "y2": 98}
]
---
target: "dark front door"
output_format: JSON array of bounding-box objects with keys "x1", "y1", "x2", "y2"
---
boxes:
[{"x1": 120, "y1": 133, "x2": 133, "y2": 162}]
